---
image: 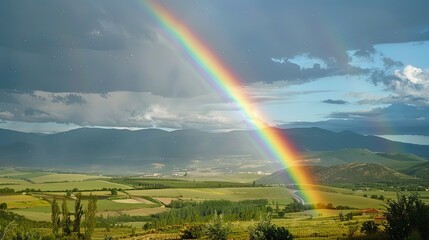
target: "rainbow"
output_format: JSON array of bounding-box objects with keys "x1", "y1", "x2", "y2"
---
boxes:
[{"x1": 142, "y1": 1, "x2": 322, "y2": 204}]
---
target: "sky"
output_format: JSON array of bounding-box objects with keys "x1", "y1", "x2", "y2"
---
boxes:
[{"x1": 0, "y1": 0, "x2": 429, "y2": 138}]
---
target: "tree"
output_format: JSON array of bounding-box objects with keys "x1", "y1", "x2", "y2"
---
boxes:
[
  {"x1": 360, "y1": 220, "x2": 378, "y2": 235},
  {"x1": 62, "y1": 199, "x2": 72, "y2": 236},
  {"x1": 385, "y1": 193, "x2": 429, "y2": 240},
  {"x1": 205, "y1": 212, "x2": 230, "y2": 240},
  {"x1": 51, "y1": 198, "x2": 61, "y2": 235},
  {"x1": 73, "y1": 193, "x2": 84, "y2": 234},
  {"x1": 84, "y1": 194, "x2": 97, "y2": 240},
  {"x1": 0, "y1": 202, "x2": 7, "y2": 210},
  {"x1": 110, "y1": 189, "x2": 117, "y2": 196}
]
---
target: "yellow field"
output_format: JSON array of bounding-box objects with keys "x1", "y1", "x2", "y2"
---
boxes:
[{"x1": 0, "y1": 195, "x2": 50, "y2": 209}]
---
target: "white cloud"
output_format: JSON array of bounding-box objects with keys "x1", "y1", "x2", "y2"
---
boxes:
[
  {"x1": 394, "y1": 65, "x2": 425, "y2": 84},
  {"x1": 390, "y1": 65, "x2": 429, "y2": 104},
  {"x1": 0, "y1": 111, "x2": 14, "y2": 120}
]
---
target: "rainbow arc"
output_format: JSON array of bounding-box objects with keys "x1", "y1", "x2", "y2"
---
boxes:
[{"x1": 143, "y1": 0, "x2": 322, "y2": 204}]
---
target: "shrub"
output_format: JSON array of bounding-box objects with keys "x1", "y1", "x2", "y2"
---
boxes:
[
  {"x1": 248, "y1": 214, "x2": 293, "y2": 240},
  {"x1": 0, "y1": 202, "x2": 7, "y2": 210},
  {"x1": 385, "y1": 193, "x2": 429, "y2": 240},
  {"x1": 360, "y1": 220, "x2": 378, "y2": 235},
  {"x1": 180, "y1": 224, "x2": 205, "y2": 239},
  {"x1": 205, "y1": 212, "x2": 231, "y2": 240}
]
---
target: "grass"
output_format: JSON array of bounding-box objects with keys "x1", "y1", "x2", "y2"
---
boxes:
[
  {"x1": 0, "y1": 177, "x2": 28, "y2": 185},
  {"x1": 306, "y1": 190, "x2": 385, "y2": 209},
  {"x1": 0, "y1": 180, "x2": 131, "y2": 191}
]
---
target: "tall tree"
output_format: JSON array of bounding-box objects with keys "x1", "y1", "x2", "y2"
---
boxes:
[
  {"x1": 61, "y1": 199, "x2": 71, "y2": 236},
  {"x1": 385, "y1": 193, "x2": 429, "y2": 240},
  {"x1": 73, "y1": 193, "x2": 84, "y2": 234},
  {"x1": 50, "y1": 198, "x2": 61, "y2": 235},
  {"x1": 84, "y1": 194, "x2": 98, "y2": 240}
]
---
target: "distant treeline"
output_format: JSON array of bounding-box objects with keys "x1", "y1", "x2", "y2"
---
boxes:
[
  {"x1": 149, "y1": 199, "x2": 268, "y2": 228},
  {"x1": 109, "y1": 178, "x2": 252, "y2": 189}
]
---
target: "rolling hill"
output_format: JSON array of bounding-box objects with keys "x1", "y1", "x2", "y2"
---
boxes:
[
  {"x1": 256, "y1": 163, "x2": 416, "y2": 185},
  {"x1": 303, "y1": 149, "x2": 426, "y2": 170},
  {"x1": 404, "y1": 161, "x2": 429, "y2": 180}
]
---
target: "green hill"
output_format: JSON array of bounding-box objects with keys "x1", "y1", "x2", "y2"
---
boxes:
[
  {"x1": 257, "y1": 163, "x2": 416, "y2": 185},
  {"x1": 304, "y1": 149, "x2": 425, "y2": 170},
  {"x1": 404, "y1": 161, "x2": 429, "y2": 179}
]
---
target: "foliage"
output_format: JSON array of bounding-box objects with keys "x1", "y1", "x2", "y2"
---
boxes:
[
  {"x1": 73, "y1": 193, "x2": 84, "y2": 234},
  {"x1": 384, "y1": 193, "x2": 429, "y2": 240},
  {"x1": 360, "y1": 220, "x2": 378, "y2": 235},
  {"x1": 248, "y1": 214, "x2": 293, "y2": 240},
  {"x1": 338, "y1": 212, "x2": 355, "y2": 221},
  {"x1": 0, "y1": 188, "x2": 15, "y2": 196},
  {"x1": 84, "y1": 194, "x2": 97, "y2": 240},
  {"x1": 109, "y1": 189, "x2": 117, "y2": 196},
  {"x1": 204, "y1": 212, "x2": 231, "y2": 240},
  {"x1": 0, "y1": 203, "x2": 7, "y2": 210},
  {"x1": 51, "y1": 198, "x2": 61, "y2": 235},
  {"x1": 61, "y1": 199, "x2": 72, "y2": 236},
  {"x1": 180, "y1": 224, "x2": 205, "y2": 239}
]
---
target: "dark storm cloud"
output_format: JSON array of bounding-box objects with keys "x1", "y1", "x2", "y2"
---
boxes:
[
  {"x1": 382, "y1": 57, "x2": 404, "y2": 69},
  {"x1": 353, "y1": 46, "x2": 376, "y2": 59},
  {"x1": 52, "y1": 93, "x2": 87, "y2": 105},
  {"x1": 328, "y1": 104, "x2": 429, "y2": 120},
  {"x1": 283, "y1": 104, "x2": 429, "y2": 135},
  {"x1": 0, "y1": 0, "x2": 428, "y2": 95},
  {"x1": 322, "y1": 99, "x2": 348, "y2": 105},
  {"x1": 164, "y1": 0, "x2": 429, "y2": 82},
  {"x1": 0, "y1": 0, "x2": 207, "y2": 97}
]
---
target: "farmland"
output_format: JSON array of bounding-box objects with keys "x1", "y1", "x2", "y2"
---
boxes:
[{"x1": 1, "y1": 168, "x2": 428, "y2": 239}]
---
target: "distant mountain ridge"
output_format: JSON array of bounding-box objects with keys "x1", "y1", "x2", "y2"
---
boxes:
[{"x1": 0, "y1": 127, "x2": 428, "y2": 168}]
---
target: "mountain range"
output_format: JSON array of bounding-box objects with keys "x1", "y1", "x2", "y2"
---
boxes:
[{"x1": 0, "y1": 127, "x2": 428, "y2": 168}]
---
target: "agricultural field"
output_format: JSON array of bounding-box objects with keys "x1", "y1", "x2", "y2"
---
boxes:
[{"x1": 1, "y1": 170, "x2": 428, "y2": 239}]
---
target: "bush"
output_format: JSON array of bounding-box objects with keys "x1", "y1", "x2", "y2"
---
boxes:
[
  {"x1": 249, "y1": 214, "x2": 293, "y2": 240},
  {"x1": 360, "y1": 220, "x2": 378, "y2": 235},
  {"x1": 180, "y1": 224, "x2": 205, "y2": 239},
  {"x1": 0, "y1": 202, "x2": 7, "y2": 210},
  {"x1": 385, "y1": 193, "x2": 429, "y2": 240},
  {"x1": 205, "y1": 212, "x2": 231, "y2": 240}
]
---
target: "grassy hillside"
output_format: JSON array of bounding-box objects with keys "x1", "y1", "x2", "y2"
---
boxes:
[
  {"x1": 404, "y1": 161, "x2": 429, "y2": 179},
  {"x1": 305, "y1": 148, "x2": 425, "y2": 170},
  {"x1": 257, "y1": 162, "x2": 416, "y2": 185}
]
